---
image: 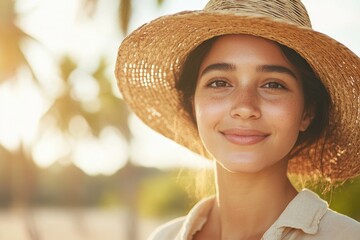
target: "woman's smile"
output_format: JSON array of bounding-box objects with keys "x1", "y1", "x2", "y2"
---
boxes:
[{"x1": 220, "y1": 128, "x2": 270, "y2": 145}]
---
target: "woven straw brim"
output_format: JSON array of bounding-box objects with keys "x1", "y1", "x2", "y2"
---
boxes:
[{"x1": 115, "y1": 11, "x2": 360, "y2": 181}]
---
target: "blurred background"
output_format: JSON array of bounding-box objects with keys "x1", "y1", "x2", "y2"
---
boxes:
[{"x1": 0, "y1": 0, "x2": 359, "y2": 239}]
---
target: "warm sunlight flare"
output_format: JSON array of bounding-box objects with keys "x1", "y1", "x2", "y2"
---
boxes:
[
  {"x1": 1, "y1": 0, "x2": 359, "y2": 175},
  {"x1": 0, "y1": 74, "x2": 47, "y2": 151},
  {"x1": 0, "y1": 1, "x2": 359, "y2": 240},
  {"x1": 72, "y1": 126, "x2": 128, "y2": 176}
]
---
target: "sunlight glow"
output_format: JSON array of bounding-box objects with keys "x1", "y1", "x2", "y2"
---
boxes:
[
  {"x1": 129, "y1": 114, "x2": 211, "y2": 169},
  {"x1": 69, "y1": 70, "x2": 100, "y2": 102},
  {"x1": 72, "y1": 127, "x2": 128, "y2": 176},
  {"x1": 0, "y1": 72, "x2": 48, "y2": 151},
  {"x1": 32, "y1": 126, "x2": 71, "y2": 168},
  {"x1": 3, "y1": 0, "x2": 358, "y2": 175}
]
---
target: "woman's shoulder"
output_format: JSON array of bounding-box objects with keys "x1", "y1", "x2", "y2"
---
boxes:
[
  {"x1": 147, "y1": 196, "x2": 216, "y2": 240},
  {"x1": 147, "y1": 217, "x2": 186, "y2": 240},
  {"x1": 318, "y1": 208, "x2": 360, "y2": 238}
]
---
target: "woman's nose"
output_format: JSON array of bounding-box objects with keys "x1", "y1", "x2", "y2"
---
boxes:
[{"x1": 229, "y1": 87, "x2": 261, "y2": 120}]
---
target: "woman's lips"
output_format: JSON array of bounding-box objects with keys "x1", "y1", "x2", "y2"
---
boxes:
[{"x1": 220, "y1": 129, "x2": 270, "y2": 145}]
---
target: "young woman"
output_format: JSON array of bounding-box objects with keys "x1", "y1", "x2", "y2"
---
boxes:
[{"x1": 115, "y1": 0, "x2": 360, "y2": 239}]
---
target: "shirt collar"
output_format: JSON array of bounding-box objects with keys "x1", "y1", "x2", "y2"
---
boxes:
[
  {"x1": 176, "y1": 189, "x2": 328, "y2": 240},
  {"x1": 269, "y1": 188, "x2": 328, "y2": 235},
  {"x1": 178, "y1": 196, "x2": 214, "y2": 240}
]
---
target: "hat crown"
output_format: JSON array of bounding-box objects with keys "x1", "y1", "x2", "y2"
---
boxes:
[{"x1": 204, "y1": 0, "x2": 312, "y2": 28}]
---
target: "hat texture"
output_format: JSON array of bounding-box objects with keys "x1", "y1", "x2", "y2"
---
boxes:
[{"x1": 115, "y1": 0, "x2": 360, "y2": 181}]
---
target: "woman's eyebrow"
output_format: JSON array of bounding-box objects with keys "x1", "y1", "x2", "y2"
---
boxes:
[
  {"x1": 199, "y1": 63, "x2": 236, "y2": 77},
  {"x1": 199, "y1": 63, "x2": 298, "y2": 80},
  {"x1": 257, "y1": 65, "x2": 298, "y2": 80}
]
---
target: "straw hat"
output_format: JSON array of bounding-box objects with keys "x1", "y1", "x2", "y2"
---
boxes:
[{"x1": 115, "y1": 0, "x2": 360, "y2": 181}]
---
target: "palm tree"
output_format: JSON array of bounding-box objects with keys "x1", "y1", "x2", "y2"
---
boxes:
[
  {"x1": 1, "y1": 3, "x2": 42, "y2": 240},
  {"x1": 0, "y1": 0, "x2": 37, "y2": 83},
  {"x1": 81, "y1": 0, "x2": 165, "y2": 34},
  {"x1": 1, "y1": 0, "x2": 166, "y2": 239},
  {"x1": 37, "y1": 54, "x2": 135, "y2": 239}
]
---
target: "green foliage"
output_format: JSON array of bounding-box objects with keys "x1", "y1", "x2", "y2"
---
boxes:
[
  {"x1": 289, "y1": 174, "x2": 360, "y2": 221},
  {"x1": 138, "y1": 172, "x2": 195, "y2": 218},
  {"x1": 157, "y1": 0, "x2": 165, "y2": 6},
  {"x1": 176, "y1": 168, "x2": 215, "y2": 201},
  {"x1": 99, "y1": 191, "x2": 122, "y2": 209},
  {"x1": 318, "y1": 177, "x2": 360, "y2": 221}
]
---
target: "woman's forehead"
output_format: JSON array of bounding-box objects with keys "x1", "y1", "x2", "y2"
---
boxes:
[{"x1": 199, "y1": 34, "x2": 297, "y2": 74}]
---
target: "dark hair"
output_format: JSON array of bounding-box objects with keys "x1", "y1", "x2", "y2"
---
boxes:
[
  {"x1": 176, "y1": 35, "x2": 331, "y2": 153},
  {"x1": 280, "y1": 44, "x2": 331, "y2": 154}
]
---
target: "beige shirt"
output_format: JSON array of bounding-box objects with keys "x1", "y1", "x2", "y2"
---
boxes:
[{"x1": 148, "y1": 189, "x2": 360, "y2": 240}]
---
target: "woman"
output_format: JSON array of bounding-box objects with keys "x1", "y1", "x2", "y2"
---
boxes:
[{"x1": 115, "y1": 0, "x2": 360, "y2": 239}]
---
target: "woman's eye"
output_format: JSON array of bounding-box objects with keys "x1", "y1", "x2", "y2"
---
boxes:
[
  {"x1": 263, "y1": 82, "x2": 285, "y2": 89},
  {"x1": 208, "y1": 80, "x2": 231, "y2": 88}
]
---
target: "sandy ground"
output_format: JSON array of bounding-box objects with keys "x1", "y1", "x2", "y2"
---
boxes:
[{"x1": 0, "y1": 208, "x2": 170, "y2": 240}]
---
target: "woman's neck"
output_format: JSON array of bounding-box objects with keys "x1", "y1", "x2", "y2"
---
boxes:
[{"x1": 198, "y1": 160, "x2": 297, "y2": 240}]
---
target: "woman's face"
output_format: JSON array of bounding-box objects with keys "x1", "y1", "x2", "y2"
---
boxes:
[{"x1": 194, "y1": 34, "x2": 312, "y2": 173}]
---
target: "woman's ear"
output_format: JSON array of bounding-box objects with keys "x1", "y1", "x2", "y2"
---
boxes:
[{"x1": 299, "y1": 106, "x2": 315, "y2": 132}]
